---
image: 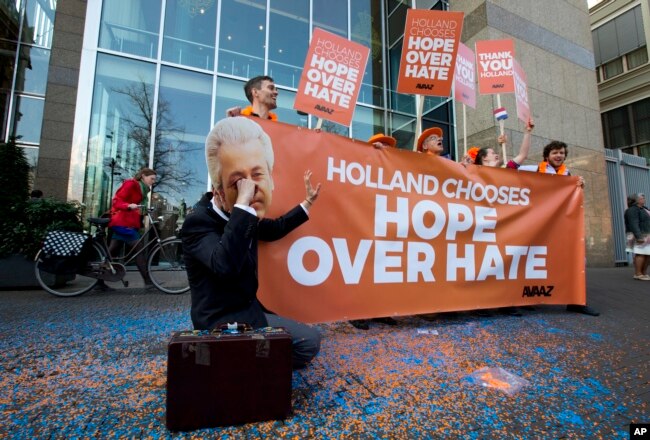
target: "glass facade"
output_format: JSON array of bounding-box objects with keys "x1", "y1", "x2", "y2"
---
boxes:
[
  {"x1": 1, "y1": 0, "x2": 56, "y2": 184},
  {"x1": 74, "y1": 0, "x2": 455, "y2": 217}
]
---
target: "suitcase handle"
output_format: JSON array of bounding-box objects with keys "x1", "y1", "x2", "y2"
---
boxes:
[{"x1": 217, "y1": 322, "x2": 252, "y2": 333}]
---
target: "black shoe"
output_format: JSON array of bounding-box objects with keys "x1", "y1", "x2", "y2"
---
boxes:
[
  {"x1": 349, "y1": 320, "x2": 370, "y2": 330},
  {"x1": 476, "y1": 309, "x2": 492, "y2": 317},
  {"x1": 144, "y1": 282, "x2": 157, "y2": 291},
  {"x1": 372, "y1": 317, "x2": 397, "y2": 325},
  {"x1": 419, "y1": 313, "x2": 438, "y2": 321},
  {"x1": 566, "y1": 304, "x2": 600, "y2": 316},
  {"x1": 501, "y1": 307, "x2": 522, "y2": 317},
  {"x1": 94, "y1": 281, "x2": 115, "y2": 292},
  {"x1": 521, "y1": 306, "x2": 536, "y2": 311}
]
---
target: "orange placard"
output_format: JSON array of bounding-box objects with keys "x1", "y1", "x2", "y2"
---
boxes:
[
  {"x1": 397, "y1": 9, "x2": 464, "y2": 96},
  {"x1": 513, "y1": 59, "x2": 531, "y2": 123},
  {"x1": 293, "y1": 28, "x2": 370, "y2": 127},
  {"x1": 475, "y1": 39, "x2": 516, "y2": 94},
  {"x1": 254, "y1": 119, "x2": 586, "y2": 324},
  {"x1": 453, "y1": 42, "x2": 476, "y2": 108}
]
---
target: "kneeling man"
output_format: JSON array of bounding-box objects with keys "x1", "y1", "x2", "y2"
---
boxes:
[{"x1": 182, "y1": 116, "x2": 321, "y2": 368}]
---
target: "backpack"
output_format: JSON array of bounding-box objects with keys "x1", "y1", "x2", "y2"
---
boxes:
[{"x1": 37, "y1": 231, "x2": 94, "y2": 274}]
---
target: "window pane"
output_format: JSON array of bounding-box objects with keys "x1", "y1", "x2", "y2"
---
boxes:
[
  {"x1": 156, "y1": 66, "x2": 211, "y2": 212},
  {"x1": 627, "y1": 46, "x2": 648, "y2": 70},
  {"x1": 11, "y1": 95, "x2": 44, "y2": 143},
  {"x1": 22, "y1": 0, "x2": 56, "y2": 47},
  {"x1": 603, "y1": 57, "x2": 623, "y2": 79},
  {"x1": 633, "y1": 98, "x2": 650, "y2": 144},
  {"x1": 15, "y1": 46, "x2": 50, "y2": 94},
  {"x1": 162, "y1": 0, "x2": 217, "y2": 70},
  {"x1": 85, "y1": 54, "x2": 156, "y2": 217},
  {"x1": 605, "y1": 106, "x2": 630, "y2": 147},
  {"x1": 268, "y1": 0, "x2": 309, "y2": 88},
  {"x1": 389, "y1": 43, "x2": 415, "y2": 114},
  {"x1": 0, "y1": 40, "x2": 17, "y2": 137},
  {"x1": 1, "y1": 1, "x2": 21, "y2": 42},
  {"x1": 99, "y1": 0, "x2": 161, "y2": 59},
  {"x1": 218, "y1": 0, "x2": 265, "y2": 78},
  {"x1": 313, "y1": 0, "x2": 347, "y2": 38},
  {"x1": 22, "y1": 145, "x2": 38, "y2": 187},
  {"x1": 351, "y1": 0, "x2": 384, "y2": 107},
  {"x1": 351, "y1": 105, "x2": 385, "y2": 143},
  {"x1": 390, "y1": 113, "x2": 415, "y2": 151}
]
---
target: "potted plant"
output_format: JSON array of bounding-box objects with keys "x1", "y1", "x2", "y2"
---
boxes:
[{"x1": 0, "y1": 138, "x2": 84, "y2": 288}]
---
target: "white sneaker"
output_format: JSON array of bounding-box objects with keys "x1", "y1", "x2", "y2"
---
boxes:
[{"x1": 633, "y1": 274, "x2": 650, "y2": 281}]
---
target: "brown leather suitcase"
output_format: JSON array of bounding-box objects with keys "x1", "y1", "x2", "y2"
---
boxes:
[{"x1": 166, "y1": 325, "x2": 292, "y2": 431}]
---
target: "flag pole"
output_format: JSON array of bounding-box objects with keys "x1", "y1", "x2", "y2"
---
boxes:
[
  {"x1": 496, "y1": 94, "x2": 507, "y2": 164},
  {"x1": 414, "y1": 95, "x2": 425, "y2": 151},
  {"x1": 463, "y1": 103, "x2": 467, "y2": 156}
]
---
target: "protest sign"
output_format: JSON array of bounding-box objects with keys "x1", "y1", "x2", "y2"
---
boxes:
[
  {"x1": 294, "y1": 28, "x2": 370, "y2": 126},
  {"x1": 254, "y1": 118, "x2": 586, "y2": 324},
  {"x1": 513, "y1": 59, "x2": 531, "y2": 123},
  {"x1": 453, "y1": 42, "x2": 476, "y2": 108},
  {"x1": 475, "y1": 39, "x2": 516, "y2": 94},
  {"x1": 397, "y1": 9, "x2": 464, "y2": 96}
]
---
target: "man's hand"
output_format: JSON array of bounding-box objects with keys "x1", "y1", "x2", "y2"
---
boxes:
[
  {"x1": 526, "y1": 117, "x2": 535, "y2": 133},
  {"x1": 226, "y1": 106, "x2": 242, "y2": 117},
  {"x1": 577, "y1": 176, "x2": 585, "y2": 188},
  {"x1": 497, "y1": 134, "x2": 507, "y2": 145},
  {"x1": 304, "y1": 170, "x2": 321, "y2": 206},
  {"x1": 235, "y1": 178, "x2": 256, "y2": 206}
]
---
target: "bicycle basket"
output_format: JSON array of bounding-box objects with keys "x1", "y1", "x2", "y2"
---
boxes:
[{"x1": 38, "y1": 231, "x2": 93, "y2": 274}]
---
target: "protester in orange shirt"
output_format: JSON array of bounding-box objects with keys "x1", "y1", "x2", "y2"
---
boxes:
[{"x1": 226, "y1": 75, "x2": 279, "y2": 121}]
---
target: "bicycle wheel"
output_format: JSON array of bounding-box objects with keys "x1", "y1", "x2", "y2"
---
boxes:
[
  {"x1": 147, "y1": 238, "x2": 189, "y2": 294},
  {"x1": 34, "y1": 241, "x2": 105, "y2": 297}
]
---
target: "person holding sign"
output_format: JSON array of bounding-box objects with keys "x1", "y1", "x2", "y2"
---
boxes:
[
  {"x1": 182, "y1": 117, "x2": 322, "y2": 368},
  {"x1": 518, "y1": 140, "x2": 598, "y2": 316},
  {"x1": 226, "y1": 76, "x2": 279, "y2": 121},
  {"x1": 473, "y1": 117, "x2": 535, "y2": 168}
]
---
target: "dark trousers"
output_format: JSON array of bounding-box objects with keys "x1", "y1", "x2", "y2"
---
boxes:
[
  {"x1": 108, "y1": 239, "x2": 151, "y2": 284},
  {"x1": 265, "y1": 313, "x2": 321, "y2": 369}
]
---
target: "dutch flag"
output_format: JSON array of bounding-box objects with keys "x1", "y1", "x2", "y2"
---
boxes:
[{"x1": 493, "y1": 107, "x2": 508, "y2": 121}]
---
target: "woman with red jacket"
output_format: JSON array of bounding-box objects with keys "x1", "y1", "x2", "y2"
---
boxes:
[{"x1": 108, "y1": 167, "x2": 157, "y2": 286}]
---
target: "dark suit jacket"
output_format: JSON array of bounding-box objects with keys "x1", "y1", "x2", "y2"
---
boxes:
[{"x1": 181, "y1": 204, "x2": 308, "y2": 330}]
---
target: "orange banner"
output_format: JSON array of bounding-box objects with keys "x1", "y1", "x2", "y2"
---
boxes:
[
  {"x1": 475, "y1": 39, "x2": 516, "y2": 94},
  {"x1": 397, "y1": 9, "x2": 464, "y2": 96},
  {"x1": 294, "y1": 28, "x2": 370, "y2": 126},
  {"x1": 255, "y1": 119, "x2": 586, "y2": 324}
]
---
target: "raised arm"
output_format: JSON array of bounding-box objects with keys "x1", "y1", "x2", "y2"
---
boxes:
[{"x1": 511, "y1": 117, "x2": 534, "y2": 165}]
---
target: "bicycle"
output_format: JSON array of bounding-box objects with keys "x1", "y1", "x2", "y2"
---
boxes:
[{"x1": 34, "y1": 207, "x2": 189, "y2": 297}]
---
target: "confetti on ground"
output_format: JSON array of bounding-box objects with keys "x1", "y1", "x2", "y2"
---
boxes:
[{"x1": 0, "y1": 279, "x2": 648, "y2": 439}]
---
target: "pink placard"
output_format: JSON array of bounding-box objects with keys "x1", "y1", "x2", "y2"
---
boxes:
[
  {"x1": 453, "y1": 43, "x2": 476, "y2": 108},
  {"x1": 513, "y1": 59, "x2": 530, "y2": 123}
]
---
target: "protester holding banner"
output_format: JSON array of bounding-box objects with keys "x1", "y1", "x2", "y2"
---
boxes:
[
  {"x1": 226, "y1": 75, "x2": 279, "y2": 121},
  {"x1": 518, "y1": 140, "x2": 598, "y2": 316},
  {"x1": 368, "y1": 133, "x2": 397, "y2": 149},
  {"x1": 182, "y1": 117, "x2": 322, "y2": 368},
  {"x1": 417, "y1": 127, "x2": 445, "y2": 156}
]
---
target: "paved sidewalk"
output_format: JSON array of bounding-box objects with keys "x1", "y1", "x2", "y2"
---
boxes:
[{"x1": 0, "y1": 267, "x2": 648, "y2": 439}]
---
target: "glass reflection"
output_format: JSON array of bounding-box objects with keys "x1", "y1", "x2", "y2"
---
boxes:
[
  {"x1": 11, "y1": 95, "x2": 44, "y2": 143},
  {"x1": 269, "y1": 0, "x2": 308, "y2": 88},
  {"x1": 15, "y1": 46, "x2": 50, "y2": 94},
  {"x1": 99, "y1": 0, "x2": 161, "y2": 59},
  {"x1": 1, "y1": 1, "x2": 21, "y2": 42},
  {"x1": 351, "y1": 0, "x2": 384, "y2": 106},
  {"x1": 218, "y1": 0, "x2": 265, "y2": 78},
  {"x1": 162, "y1": 0, "x2": 217, "y2": 70},
  {"x1": 351, "y1": 105, "x2": 385, "y2": 143},
  {"x1": 313, "y1": 0, "x2": 347, "y2": 37},
  {"x1": 0, "y1": 40, "x2": 17, "y2": 137},
  {"x1": 22, "y1": 0, "x2": 57, "y2": 47},
  {"x1": 85, "y1": 54, "x2": 156, "y2": 217},
  {"x1": 156, "y1": 66, "x2": 210, "y2": 216}
]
